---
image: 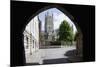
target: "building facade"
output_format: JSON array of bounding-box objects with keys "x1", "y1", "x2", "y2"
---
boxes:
[{"x1": 23, "y1": 16, "x2": 40, "y2": 63}]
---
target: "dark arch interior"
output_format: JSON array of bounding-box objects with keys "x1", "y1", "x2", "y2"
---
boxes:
[{"x1": 11, "y1": 1, "x2": 95, "y2": 66}]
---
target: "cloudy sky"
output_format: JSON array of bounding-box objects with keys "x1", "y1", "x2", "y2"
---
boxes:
[{"x1": 38, "y1": 8, "x2": 77, "y2": 33}]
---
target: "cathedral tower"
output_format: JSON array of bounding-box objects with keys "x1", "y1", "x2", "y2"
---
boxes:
[{"x1": 45, "y1": 12, "x2": 54, "y2": 42}]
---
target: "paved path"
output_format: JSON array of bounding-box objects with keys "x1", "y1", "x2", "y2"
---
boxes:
[
  {"x1": 40, "y1": 46, "x2": 76, "y2": 64},
  {"x1": 42, "y1": 46, "x2": 76, "y2": 60},
  {"x1": 42, "y1": 46, "x2": 76, "y2": 64},
  {"x1": 25, "y1": 45, "x2": 76, "y2": 64}
]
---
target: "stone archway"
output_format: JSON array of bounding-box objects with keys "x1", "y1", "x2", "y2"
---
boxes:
[
  {"x1": 11, "y1": 1, "x2": 95, "y2": 66},
  {"x1": 23, "y1": 6, "x2": 83, "y2": 64}
]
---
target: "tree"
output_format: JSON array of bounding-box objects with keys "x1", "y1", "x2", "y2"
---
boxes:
[{"x1": 58, "y1": 20, "x2": 74, "y2": 45}]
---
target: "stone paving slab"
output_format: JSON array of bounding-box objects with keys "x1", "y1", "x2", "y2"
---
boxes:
[
  {"x1": 25, "y1": 45, "x2": 79, "y2": 64},
  {"x1": 25, "y1": 50, "x2": 44, "y2": 64}
]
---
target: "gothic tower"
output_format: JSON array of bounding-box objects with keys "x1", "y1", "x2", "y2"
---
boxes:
[{"x1": 45, "y1": 12, "x2": 54, "y2": 42}]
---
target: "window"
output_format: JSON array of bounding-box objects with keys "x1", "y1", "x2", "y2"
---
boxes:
[
  {"x1": 26, "y1": 36, "x2": 28, "y2": 49},
  {"x1": 33, "y1": 40, "x2": 34, "y2": 48}
]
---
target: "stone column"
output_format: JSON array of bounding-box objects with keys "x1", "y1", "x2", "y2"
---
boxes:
[{"x1": 76, "y1": 32, "x2": 83, "y2": 57}]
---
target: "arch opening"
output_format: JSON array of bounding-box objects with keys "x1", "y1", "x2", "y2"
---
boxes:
[{"x1": 23, "y1": 6, "x2": 83, "y2": 64}]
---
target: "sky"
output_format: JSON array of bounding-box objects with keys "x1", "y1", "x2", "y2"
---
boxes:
[
  {"x1": 25, "y1": 8, "x2": 77, "y2": 34},
  {"x1": 38, "y1": 8, "x2": 77, "y2": 33}
]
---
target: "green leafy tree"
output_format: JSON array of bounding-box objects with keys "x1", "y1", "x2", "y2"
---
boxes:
[{"x1": 58, "y1": 20, "x2": 74, "y2": 45}]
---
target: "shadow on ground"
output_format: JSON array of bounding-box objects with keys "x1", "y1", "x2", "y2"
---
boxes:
[
  {"x1": 43, "y1": 58, "x2": 71, "y2": 64},
  {"x1": 64, "y1": 49, "x2": 83, "y2": 62},
  {"x1": 25, "y1": 63, "x2": 40, "y2": 66}
]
